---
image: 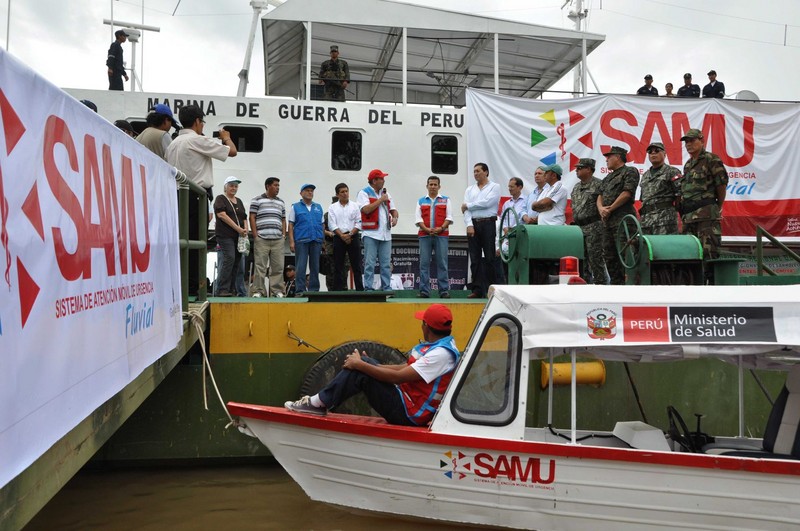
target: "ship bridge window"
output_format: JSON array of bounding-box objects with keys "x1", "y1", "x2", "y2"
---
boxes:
[
  {"x1": 331, "y1": 131, "x2": 362, "y2": 171},
  {"x1": 451, "y1": 315, "x2": 521, "y2": 426},
  {"x1": 431, "y1": 135, "x2": 458, "y2": 175},
  {"x1": 214, "y1": 125, "x2": 264, "y2": 153}
]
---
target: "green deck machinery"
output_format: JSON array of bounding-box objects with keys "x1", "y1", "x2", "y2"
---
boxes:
[
  {"x1": 615, "y1": 214, "x2": 705, "y2": 285},
  {"x1": 500, "y1": 209, "x2": 585, "y2": 285}
]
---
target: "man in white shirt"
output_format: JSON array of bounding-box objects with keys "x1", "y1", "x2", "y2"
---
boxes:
[
  {"x1": 357, "y1": 169, "x2": 398, "y2": 291},
  {"x1": 461, "y1": 163, "x2": 501, "y2": 298},
  {"x1": 529, "y1": 164, "x2": 567, "y2": 226},
  {"x1": 523, "y1": 166, "x2": 549, "y2": 225},
  {"x1": 328, "y1": 183, "x2": 364, "y2": 291},
  {"x1": 498, "y1": 177, "x2": 527, "y2": 261},
  {"x1": 166, "y1": 105, "x2": 237, "y2": 295}
]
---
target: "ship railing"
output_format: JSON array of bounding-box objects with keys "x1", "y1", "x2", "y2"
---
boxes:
[
  {"x1": 175, "y1": 170, "x2": 208, "y2": 311},
  {"x1": 755, "y1": 226, "x2": 800, "y2": 276}
]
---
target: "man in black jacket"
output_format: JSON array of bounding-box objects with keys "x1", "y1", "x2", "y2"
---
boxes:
[
  {"x1": 677, "y1": 73, "x2": 700, "y2": 98},
  {"x1": 702, "y1": 70, "x2": 725, "y2": 99},
  {"x1": 106, "y1": 29, "x2": 129, "y2": 90}
]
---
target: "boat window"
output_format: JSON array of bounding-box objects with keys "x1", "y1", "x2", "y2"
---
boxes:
[
  {"x1": 451, "y1": 315, "x2": 521, "y2": 426},
  {"x1": 431, "y1": 135, "x2": 458, "y2": 175},
  {"x1": 215, "y1": 125, "x2": 264, "y2": 153},
  {"x1": 331, "y1": 131, "x2": 362, "y2": 171}
]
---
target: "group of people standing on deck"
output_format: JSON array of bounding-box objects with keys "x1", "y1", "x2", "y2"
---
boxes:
[
  {"x1": 637, "y1": 70, "x2": 725, "y2": 99},
  {"x1": 559, "y1": 129, "x2": 728, "y2": 285},
  {"x1": 481, "y1": 128, "x2": 728, "y2": 287}
]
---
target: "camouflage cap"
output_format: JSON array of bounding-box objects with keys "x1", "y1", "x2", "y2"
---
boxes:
[
  {"x1": 330, "y1": 45, "x2": 339, "y2": 52},
  {"x1": 603, "y1": 146, "x2": 628, "y2": 157},
  {"x1": 544, "y1": 163, "x2": 563, "y2": 176},
  {"x1": 575, "y1": 158, "x2": 595, "y2": 170},
  {"x1": 647, "y1": 142, "x2": 665, "y2": 152},
  {"x1": 680, "y1": 129, "x2": 704, "y2": 141}
]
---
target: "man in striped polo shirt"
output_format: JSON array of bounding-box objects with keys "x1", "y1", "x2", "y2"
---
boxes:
[{"x1": 249, "y1": 177, "x2": 286, "y2": 297}]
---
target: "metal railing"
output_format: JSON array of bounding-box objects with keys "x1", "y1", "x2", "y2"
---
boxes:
[
  {"x1": 755, "y1": 226, "x2": 800, "y2": 276},
  {"x1": 175, "y1": 170, "x2": 208, "y2": 311}
]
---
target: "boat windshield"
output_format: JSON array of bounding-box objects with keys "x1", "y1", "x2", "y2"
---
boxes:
[{"x1": 450, "y1": 315, "x2": 522, "y2": 426}]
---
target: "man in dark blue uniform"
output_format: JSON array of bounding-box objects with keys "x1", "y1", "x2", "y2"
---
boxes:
[
  {"x1": 677, "y1": 73, "x2": 700, "y2": 98},
  {"x1": 637, "y1": 74, "x2": 658, "y2": 96},
  {"x1": 106, "y1": 29, "x2": 129, "y2": 91},
  {"x1": 702, "y1": 70, "x2": 725, "y2": 99}
]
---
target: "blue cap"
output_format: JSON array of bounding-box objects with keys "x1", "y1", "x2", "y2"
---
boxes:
[
  {"x1": 152, "y1": 103, "x2": 174, "y2": 119},
  {"x1": 300, "y1": 183, "x2": 316, "y2": 192}
]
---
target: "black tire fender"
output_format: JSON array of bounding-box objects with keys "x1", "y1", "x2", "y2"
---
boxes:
[{"x1": 299, "y1": 340, "x2": 407, "y2": 416}]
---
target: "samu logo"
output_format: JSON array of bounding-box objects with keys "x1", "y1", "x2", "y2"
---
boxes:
[{"x1": 530, "y1": 108, "x2": 594, "y2": 172}]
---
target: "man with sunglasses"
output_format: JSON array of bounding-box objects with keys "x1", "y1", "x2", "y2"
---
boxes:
[
  {"x1": 639, "y1": 142, "x2": 682, "y2": 235},
  {"x1": 679, "y1": 129, "x2": 728, "y2": 261}
]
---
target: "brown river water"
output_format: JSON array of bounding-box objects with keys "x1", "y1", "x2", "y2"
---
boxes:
[{"x1": 26, "y1": 463, "x2": 473, "y2": 530}]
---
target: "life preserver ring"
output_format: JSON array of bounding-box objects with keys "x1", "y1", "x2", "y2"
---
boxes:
[{"x1": 299, "y1": 340, "x2": 406, "y2": 416}]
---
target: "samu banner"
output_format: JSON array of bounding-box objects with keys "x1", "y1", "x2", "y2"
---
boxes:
[
  {"x1": 0, "y1": 49, "x2": 182, "y2": 488},
  {"x1": 466, "y1": 88, "x2": 800, "y2": 240}
]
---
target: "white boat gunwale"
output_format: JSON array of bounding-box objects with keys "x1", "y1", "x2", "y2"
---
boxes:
[{"x1": 227, "y1": 404, "x2": 800, "y2": 478}]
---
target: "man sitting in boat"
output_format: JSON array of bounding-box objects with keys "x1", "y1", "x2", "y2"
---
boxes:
[{"x1": 285, "y1": 304, "x2": 460, "y2": 426}]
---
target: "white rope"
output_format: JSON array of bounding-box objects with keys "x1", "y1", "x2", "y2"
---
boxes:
[{"x1": 183, "y1": 302, "x2": 251, "y2": 433}]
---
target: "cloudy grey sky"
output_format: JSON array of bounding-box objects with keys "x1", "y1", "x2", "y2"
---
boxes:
[{"x1": 3, "y1": 0, "x2": 799, "y2": 101}]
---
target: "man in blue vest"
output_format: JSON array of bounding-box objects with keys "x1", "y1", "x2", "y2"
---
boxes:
[
  {"x1": 285, "y1": 304, "x2": 460, "y2": 426},
  {"x1": 415, "y1": 176, "x2": 453, "y2": 299},
  {"x1": 288, "y1": 184, "x2": 324, "y2": 296}
]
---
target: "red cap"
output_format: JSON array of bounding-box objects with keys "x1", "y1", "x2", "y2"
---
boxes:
[
  {"x1": 415, "y1": 304, "x2": 453, "y2": 332},
  {"x1": 368, "y1": 169, "x2": 389, "y2": 181}
]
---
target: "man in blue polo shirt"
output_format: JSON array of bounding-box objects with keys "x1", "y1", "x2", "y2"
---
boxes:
[{"x1": 288, "y1": 184, "x2": 324, "y2": 296}]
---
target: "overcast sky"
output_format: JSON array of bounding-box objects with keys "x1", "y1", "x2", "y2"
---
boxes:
[{"x1": 3, "y1": 0, "x2": 799, "y2": 101}]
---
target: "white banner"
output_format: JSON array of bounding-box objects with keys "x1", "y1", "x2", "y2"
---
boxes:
[
  {"x1": 0, "y1": 50, "x2": 182, "y2": 488},
  {"x1": 466, "y1": 89, "x2": 800, "y2": 239}
]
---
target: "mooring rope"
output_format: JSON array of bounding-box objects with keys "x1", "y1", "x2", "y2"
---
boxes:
[{"x1": 183, "y1": 302, "x2": 253, "y2": 435}]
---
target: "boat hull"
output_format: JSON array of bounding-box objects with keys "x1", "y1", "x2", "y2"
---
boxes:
[{"x1": 229, "y1": 404, "x2": 800, "y2": 530}]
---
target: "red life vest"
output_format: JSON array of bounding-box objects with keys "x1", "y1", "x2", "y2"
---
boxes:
[
  {"x1": 360, "y1": 186, "x2": 391, "y2": 230},
  {"x1": 398, "y1": 336, "x2": 460, "y2": 426},
  {"x1": 417, "y1": 196, "x2": 450, "y2": 236}
]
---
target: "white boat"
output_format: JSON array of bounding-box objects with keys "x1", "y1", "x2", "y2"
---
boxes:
[{"x1": 229, "y1": 284, "x2": 800, "y2": 530}]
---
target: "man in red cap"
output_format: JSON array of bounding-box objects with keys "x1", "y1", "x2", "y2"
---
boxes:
[
  {"x1": 285, "y1": 304, "x2": 460, "y2": 426},
  {"x1": 357, "y1": 169, "x2": 399, "y2": 291}
]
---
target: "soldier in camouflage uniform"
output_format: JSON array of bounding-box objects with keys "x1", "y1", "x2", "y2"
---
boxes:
[
  {"x1": 639, "y1": 142, "x2": 682, "y2": 235},
  {"x1": 570, "y1": 158, "x2": 607, "y2": 284},
  {"x1": 679, "y1": 128, "x2": 728, "y2": 260},
  {"x1": 319, "y1": 45, "x2": 350, "y2": 102},
  {"x1": 598, "y1": 146, "x2": 640, "y2": 284}
]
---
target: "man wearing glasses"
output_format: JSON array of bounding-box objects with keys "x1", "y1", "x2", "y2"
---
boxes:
[
  {"x1": 638, "y1": 142, "x2": 682, "y2": 235},
  {"x1": 679, "y1": 129, "x2": 728, "y2": 261},
  {"x1": 166, "y1": 104, "x2": 238, "y2": 295}
]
